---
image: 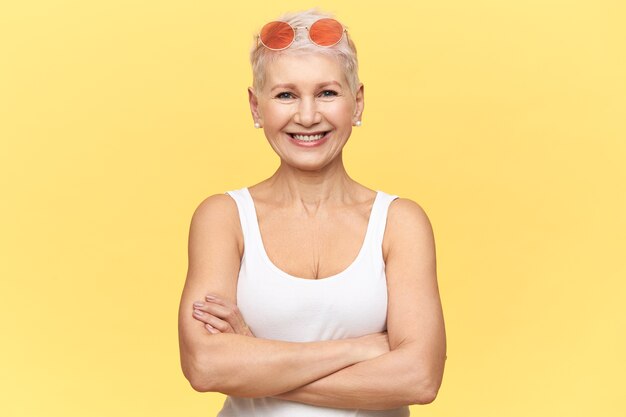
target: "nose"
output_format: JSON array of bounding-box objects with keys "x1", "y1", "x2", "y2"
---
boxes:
[{"x1": 293, "y1": 96, "x2": 322, "y2": 126}]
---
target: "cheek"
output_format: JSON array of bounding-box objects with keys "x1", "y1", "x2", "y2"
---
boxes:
[
  {"x1": 265, "y1": 106, "x2": 293, "y2": 123},
  {"x1": 325, "y1": 103, "x2": 353, "y2": 125}
]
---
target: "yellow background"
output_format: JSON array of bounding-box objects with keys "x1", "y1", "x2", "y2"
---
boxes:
[{"x1": 1, "y1": 0, "x2": 624, "y2": 416}]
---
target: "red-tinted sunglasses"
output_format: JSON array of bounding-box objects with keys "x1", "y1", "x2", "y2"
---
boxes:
[{"x1": 257, "y1": 18, "x2": 347, "y2": 51}]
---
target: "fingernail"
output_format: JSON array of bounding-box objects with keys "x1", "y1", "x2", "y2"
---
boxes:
[
  {"x1": 206, "y1": 324, "x2": 217, "y2": 333},
  {"x1": 193, "y1": 309, "x2": 204, "y2": 316},
  {"x1": 193, "y1": 302, "x2": 204, "y2": 308},
  {"x1": 205, "y1": 295, "x2": 216, "y2": 300}
]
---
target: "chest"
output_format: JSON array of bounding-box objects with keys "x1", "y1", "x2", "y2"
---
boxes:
[{"x1": 258, "y1": 211, "x2": 372, "y2": 280}]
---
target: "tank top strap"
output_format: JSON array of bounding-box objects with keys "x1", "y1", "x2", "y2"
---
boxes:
[
  {"x1": 224, "y1": 187, "x2": 259, "y2": 258},
  {"x1": 367, "y1": 190, "x2": 400, "y2": 259}
]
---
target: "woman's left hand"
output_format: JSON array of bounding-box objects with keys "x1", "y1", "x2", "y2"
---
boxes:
[{"x1": 192, "y1": 294, "x2": 255, "y2": 337}]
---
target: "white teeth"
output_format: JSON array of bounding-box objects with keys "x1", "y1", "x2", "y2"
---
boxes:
[{"x1": 292, "y1": 133, "x2": 325, "y2": 141}]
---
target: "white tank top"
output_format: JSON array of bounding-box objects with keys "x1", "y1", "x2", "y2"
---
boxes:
[{"x1": 217, "y1": 187, "x2": 409, "y2": 417}]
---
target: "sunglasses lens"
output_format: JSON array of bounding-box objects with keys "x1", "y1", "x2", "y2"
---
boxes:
[
  {"x1": 309, "y1": 18, "x2": 344, "y2": 46},
  {"x1": 259, "y1": 21, "x2": 294, "y2": 50}
]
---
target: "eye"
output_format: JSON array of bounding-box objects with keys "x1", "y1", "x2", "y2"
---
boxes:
[
  {"x1": 320, "y1": 90, "x2": 338, "y2": 97},
  {"x1": 275, "y1": 91, "x2": 294, "y2": 100}
]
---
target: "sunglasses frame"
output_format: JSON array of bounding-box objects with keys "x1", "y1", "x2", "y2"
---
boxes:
[{"x1": 256, "y1": 18, "x2": 348, "y2": 51}]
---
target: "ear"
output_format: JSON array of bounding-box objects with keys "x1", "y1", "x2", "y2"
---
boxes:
[
  {"x1": 248, "y1": 87, "x2": 262, "y2": 127},
  {"x1": 353, "y1": 83, "x2": 364, "y2": 125}
]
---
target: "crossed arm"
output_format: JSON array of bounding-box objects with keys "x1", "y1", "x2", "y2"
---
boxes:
[
  {"x1": 188, "y1": 294, "x2": 431, "y2": 410},
  {"x1": 254, "y1": 336, "x2": 437, "y2": 409},
  {"x1": 179, "y1": 195, "x2": 446, "y2": 410}
]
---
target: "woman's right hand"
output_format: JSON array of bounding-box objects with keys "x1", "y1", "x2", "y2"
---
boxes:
[{"x1": 354, "y1": 331, "x2": 391, "y2": 361}]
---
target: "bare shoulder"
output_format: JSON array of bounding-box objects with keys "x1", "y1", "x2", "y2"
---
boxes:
[
  {"x1": 192, "y1": 193, "x2": 240, "y2": 227},
  {"x1": 181, "y1": 192, "x2": 244, "y2": 306},
  {"x1": 190, "y1": 193, "x2": 243, "y2": 258},
  {"x1": 383, "y1": 197, "x2": 434, "y2": 262}
]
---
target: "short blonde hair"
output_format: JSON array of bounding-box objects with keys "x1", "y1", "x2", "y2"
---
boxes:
[{"x1": 249, "y1": 7, "x2": 360, "y2": 97}]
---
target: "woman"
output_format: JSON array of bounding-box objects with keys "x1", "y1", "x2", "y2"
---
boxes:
[{"x1": 178, "y1": 8, "x2": 446, "y2": 416}]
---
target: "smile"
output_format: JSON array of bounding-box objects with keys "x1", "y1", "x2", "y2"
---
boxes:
[
  {"x1": 288, "y1": 131, "x2": 330, "y2": 142},
  {"x1": 287, "y1": 131, "x2": 331, "y2": 147}
]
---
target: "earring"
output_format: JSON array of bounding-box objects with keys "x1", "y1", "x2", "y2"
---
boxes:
[
  {"x1": 254, "y1": 122, "x2": 261, "y2": 129},
  {"x1": 355, "y1": 120, "x2": 362, "y2": 127}
]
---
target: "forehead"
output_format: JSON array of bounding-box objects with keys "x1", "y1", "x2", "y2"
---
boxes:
[{"x1": 264, "y1": 53, "x2": 346, "y2": 89}]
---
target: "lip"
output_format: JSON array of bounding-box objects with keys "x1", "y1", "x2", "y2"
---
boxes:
[
  {"x1": 287, "y1": 130, "x2": 328, "y2": 136},
  {"x1": 288, "y1": 131, "x2": 331, "y2": 148}
]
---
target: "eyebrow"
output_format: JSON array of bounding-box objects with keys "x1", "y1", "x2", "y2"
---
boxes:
[{"x1": 270, "y1": 81, "x2": 343, "y2": 91}]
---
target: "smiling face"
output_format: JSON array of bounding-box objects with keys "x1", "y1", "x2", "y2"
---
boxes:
[{"x1": 249, "y1": 53, "x2": 364, "y2": 170}]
